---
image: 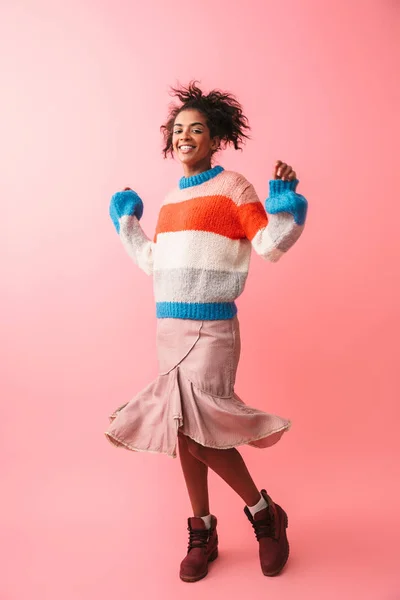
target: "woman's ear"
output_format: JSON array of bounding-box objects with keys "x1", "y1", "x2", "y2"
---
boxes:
[{"x1": 211, "y1": 136, "x2": 220, "y2": 152}]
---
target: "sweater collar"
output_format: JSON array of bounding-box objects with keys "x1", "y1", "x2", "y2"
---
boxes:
[{"x1": 179, "y1": 165, "x2": 224, "y2": 190}]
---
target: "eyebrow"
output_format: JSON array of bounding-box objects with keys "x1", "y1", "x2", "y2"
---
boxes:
[{"x1": 173, "y1": 122, "x2": 205, "y2": 128}]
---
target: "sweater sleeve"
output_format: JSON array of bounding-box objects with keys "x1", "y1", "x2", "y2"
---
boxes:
[
  {"x1": 237, "y1": 179, "x2": 308, "y2": 262},
  {"x1": 109, "y1": 189, "x2": 154, "y2": 275}
]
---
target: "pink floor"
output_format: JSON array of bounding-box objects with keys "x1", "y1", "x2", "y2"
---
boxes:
[{"x1": 3, "y1": 440, "x2": 399, "y2": 599}]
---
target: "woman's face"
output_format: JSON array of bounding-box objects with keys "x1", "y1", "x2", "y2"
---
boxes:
[{"x1": 172, "y1": 109, "x2": 219, "y2": 174}]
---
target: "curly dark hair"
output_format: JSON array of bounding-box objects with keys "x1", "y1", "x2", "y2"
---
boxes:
[{"x1": 161, "y1": 81, "x2": 250, "y2": 158}]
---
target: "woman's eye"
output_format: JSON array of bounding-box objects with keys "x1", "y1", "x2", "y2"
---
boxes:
[{"x1": 193, "y1": 129, "x2": 203, "y2": 134}]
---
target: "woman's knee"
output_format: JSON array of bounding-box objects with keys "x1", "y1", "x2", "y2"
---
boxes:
[
  {"x1": 185, "y1": 437, "x2": 207, "y2": 461},
  {"x1": 178, "y1": 431, "x2": 188, "y2": 448},
  {"x1": 178, "y1": 432, "x2": 211, "y2": 462}
]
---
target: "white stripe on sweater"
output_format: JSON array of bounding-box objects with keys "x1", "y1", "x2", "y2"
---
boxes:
[{"x1": 154, "y1": 230, "x2": 252, "y2": 272}]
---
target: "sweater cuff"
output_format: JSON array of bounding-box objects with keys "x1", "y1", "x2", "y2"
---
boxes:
[
  {"x1": 266, "y1": 180, "x2": 308, "y2": 226},
  {"x1": 269, "y1": 179, "x2": 299, "y2": 195},
  {"x1": 110, "y1": 189, "x2": 144, "y2": 233}
]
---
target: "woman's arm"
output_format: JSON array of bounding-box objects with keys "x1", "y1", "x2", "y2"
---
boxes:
[
  {"x1": 109, "y1": 188, "x2": 154, "y2": 275},
  {"x1": 237, "y1": 163, "x2": 308, "y2": 262}
]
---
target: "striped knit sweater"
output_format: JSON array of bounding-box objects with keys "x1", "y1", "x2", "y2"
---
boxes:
[{"x1": 110, "y1": 166, "x2": 308, "y2": 320}]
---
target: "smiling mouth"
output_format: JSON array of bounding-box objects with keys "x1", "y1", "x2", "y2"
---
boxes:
[{"x1": 178, "y1": 145, "x2": 196, "y2": 153}]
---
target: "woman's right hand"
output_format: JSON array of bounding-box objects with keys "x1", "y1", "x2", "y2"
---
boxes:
[{"x1": 109, "y1": 188, "x2": 144, "y2": 233}]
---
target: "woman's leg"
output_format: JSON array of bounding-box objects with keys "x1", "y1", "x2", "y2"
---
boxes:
[
  {"x1": 178, "y1": 434, "x2": 289, "y2": 579},
  {"x1": 178, "y1": 432, "x2": 210, "y2": 516},
  {"x1": 182, "y1": 434, "x2": 261, "y2": 507}
]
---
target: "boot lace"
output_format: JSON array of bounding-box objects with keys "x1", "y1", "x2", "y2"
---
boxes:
[
  {"x1": 251, "y1": 514, "x2": 275, "y2": 541},
  {"x1": 187, "y1": 527, "x2": 209, "y2": 551}
]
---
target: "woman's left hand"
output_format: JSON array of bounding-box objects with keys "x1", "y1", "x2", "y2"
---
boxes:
[{"x1": 273, "y1": 160, "x2": 297, "y2": 182}]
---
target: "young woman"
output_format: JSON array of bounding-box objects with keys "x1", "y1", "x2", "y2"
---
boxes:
[{"x1": 106, "y1": 82, "x2": 308, "y2": 582}]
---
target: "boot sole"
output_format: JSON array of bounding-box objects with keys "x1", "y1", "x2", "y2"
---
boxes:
[
  {"x1": 262, "y1": 508, "x2": 290, "y2": 577},
  {"x1": 180, "y1": 548, "x2": 219, "y2": 583}
]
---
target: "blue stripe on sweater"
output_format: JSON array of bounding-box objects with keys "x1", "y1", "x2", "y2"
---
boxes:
[
  {"x1": 179, "y1": 165, "x2": 224, "y2": 189},
  {"x1": 156, "y1": 301, "x2": 237, "y2": 321}
]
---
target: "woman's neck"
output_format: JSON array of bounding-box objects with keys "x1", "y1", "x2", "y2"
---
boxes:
[{"x1": 182, "y1": 159, "x2": 212, "y2": 178}]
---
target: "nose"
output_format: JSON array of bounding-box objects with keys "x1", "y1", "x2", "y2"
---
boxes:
[{"x1": 180, "y1": 126, "x2": 192, "y2": 141}]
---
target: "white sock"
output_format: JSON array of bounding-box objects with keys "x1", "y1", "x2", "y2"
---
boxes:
[
  {"x1": 200, "y1": 514, "x2": 212, "y2": 529},
  {"x1": 247, "y1": 494, "x2": 268, "y2": 518}
]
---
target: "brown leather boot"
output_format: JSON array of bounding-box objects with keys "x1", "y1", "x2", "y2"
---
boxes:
[
  {"x1": 179, "y1": 516, "x2": 218, "y2": 582},
  {"x1": 244, "y1": 490, "x2": 289, "y2": 576}
]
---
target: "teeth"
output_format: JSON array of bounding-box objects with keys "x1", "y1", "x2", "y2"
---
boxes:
[{"x1": 180, "y1": 146, "x2": 194, "y2": 150}]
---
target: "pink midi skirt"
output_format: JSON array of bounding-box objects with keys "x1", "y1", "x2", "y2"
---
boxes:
[{"x1": 105, "y1": 317, "x2": 291, "y2": 458}]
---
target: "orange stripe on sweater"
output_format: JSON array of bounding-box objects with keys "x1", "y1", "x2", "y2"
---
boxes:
[
  {"x1": 237, "y1": 202, "x2": 268, "y2": 241},
  {"x1": 155, "y1": 195, "x2": 246, "y2": 240}
]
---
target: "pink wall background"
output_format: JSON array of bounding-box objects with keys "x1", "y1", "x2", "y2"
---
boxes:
[{"x1": 2, "y1": 1, "x2": 399, "y2": 599}]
